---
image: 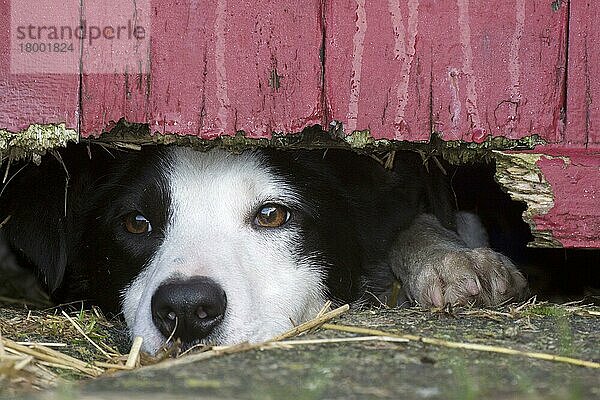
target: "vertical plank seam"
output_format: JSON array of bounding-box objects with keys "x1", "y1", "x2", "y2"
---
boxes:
[
  {"x1": 561, "y1": 0, "x2": 572, "y2": 145},
  {"x1": 507, "y1": 0, "x2": 525, "y2": 136},
  {"x1": 583, "y1": 17, "x2": 591, "y2": 148},
  {"x1": 77, "y1": 0, "x2": 84, "y2": 138},
  {"x1": 319, "y1": 0, "x2": 329, "y2": 128}
]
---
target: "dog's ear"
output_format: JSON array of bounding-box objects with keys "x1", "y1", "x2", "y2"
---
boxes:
[
  {"x1": 0, "y1": 154, "x2": 72, "y2": 292},
  {"x1": 0, "y1": 147, "x2": 100, "y2": 293}
]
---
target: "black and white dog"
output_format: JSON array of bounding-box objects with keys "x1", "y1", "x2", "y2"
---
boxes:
[{"x1": 0, "y1": 145, "x2": 527, "y2": 354}]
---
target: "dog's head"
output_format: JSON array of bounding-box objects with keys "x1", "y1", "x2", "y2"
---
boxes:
[
  {"x1": 3, "y1": 146, "x2": 371, "y2": 354},
  {"x1": 118, "y1": 147, "x2": 336, "y2": 353}
]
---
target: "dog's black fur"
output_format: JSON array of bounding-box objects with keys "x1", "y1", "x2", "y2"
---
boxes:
[{"x1": 0, "y1": 145, "x2": 454, "y2": 310}]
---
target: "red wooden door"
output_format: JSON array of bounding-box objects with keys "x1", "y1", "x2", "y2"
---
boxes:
[{"x1": 1, "y1": 0, "x2": 598, "y2": 247}]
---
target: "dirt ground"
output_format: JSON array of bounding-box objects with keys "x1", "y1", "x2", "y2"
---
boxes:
[{"x1": 1, "y1": 300, "x2": 599, "y2": 400}]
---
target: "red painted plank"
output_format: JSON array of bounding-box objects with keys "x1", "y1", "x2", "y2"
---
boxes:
[
  {"x1": 325, "y1": 0, "x2": 428, "y2": 141},
  {"x1": 81, "y1": 0, "x2": 323, "y2": 139},
  {"x1": 0, "y1": 0, "x2": 79, "y2": 132},
  {"x1": 565, "y1": 1, "x2": 600, "y2": 146},
  {"x1": 533, "y1": 148, "x2": 600, "y2": 247},
  {"x1": 79, "y1": 0, "x2": 153, "y2": 136},
  {"x1": 215, "y1": 1, "x2": 323, "y2": 138},
  {"x1": 325, "y1": 0, "x2": 567, "y2": 143}
]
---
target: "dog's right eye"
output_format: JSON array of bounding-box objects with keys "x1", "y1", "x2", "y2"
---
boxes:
[
  {"x1": 254, "y1": 204, "x2": 290, "y2": 228},
  {"x1": 124, "y1": 212, "x2": 153, "y2": 234}
]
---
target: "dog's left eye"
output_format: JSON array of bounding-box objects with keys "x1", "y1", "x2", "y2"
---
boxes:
[
  {"x1": 124, "y1": 212, "x2": 153, "y2": 234},
  {"x1": 254, "y1": 204, "x2": 290, "y2": 228}
]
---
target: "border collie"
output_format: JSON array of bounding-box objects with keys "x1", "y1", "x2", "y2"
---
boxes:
[{"x1": 0, "y1": 145, "x2": 527, "y2": 354}]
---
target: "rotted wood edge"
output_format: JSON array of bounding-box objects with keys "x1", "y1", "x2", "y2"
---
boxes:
[
  {"x1": 0, "y1": 124, "x2": 78, "y2": 165},
  {"x1": 493, "y1": 151, "x2": 560, "y2": 248}
]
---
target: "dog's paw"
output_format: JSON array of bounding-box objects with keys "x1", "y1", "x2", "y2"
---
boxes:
[{"x1": 405, "y1": 248, "x2": 528, "y2": 307}]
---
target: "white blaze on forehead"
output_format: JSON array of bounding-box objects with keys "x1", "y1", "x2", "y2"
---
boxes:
[{"x1": 122, "y1": 147, "x2": 326, "y2": 354}]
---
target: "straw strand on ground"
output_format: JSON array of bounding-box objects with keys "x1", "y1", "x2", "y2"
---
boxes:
[
  {"x1": 266, "y1": 336, "x2": 409, "y2": 347},
  {"x1": 270, "y1": 304, "x2": 350, "y2": 341},
  {"x1": 321, "y1": 323, "x2": 600, "y2": 369},
  {"x1": 126, "y1": 336, "x2": 144, "y2": 369}
]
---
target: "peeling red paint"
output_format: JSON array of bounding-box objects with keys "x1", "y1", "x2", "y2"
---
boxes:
[
  {"x1": 533, "y1": 149, "x2": 600, "y2": 248},
  {"x1": 214, "y1": 0, "x2": 231, "y2": 135},
  {"x1": 325, "y1": 0, "x2": 567, "y2": 142},
  {"x1": 388, "y1": 0, "x2": 419, "y2": 139},
  {"x1": 346, "y1": 0, "x2": 367, "y2": 133},
  {"x1": 455, "y1": 0, "x2": 483, "y2": 136},
  {"x1": 79, "y1": 0, "x2": 324, "y2": 139},
  {"x1": 466, "y1": 127, "x2": 487, "y2": 144}
]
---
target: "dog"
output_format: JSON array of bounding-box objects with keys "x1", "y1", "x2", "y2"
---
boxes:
[{"x1": 0, "y1": 144, "x2": 528, "y2": 354}]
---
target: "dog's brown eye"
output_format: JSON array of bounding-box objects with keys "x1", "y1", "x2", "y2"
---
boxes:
[
  {"x1": 254, "y1": 204, "x2": 290, "y2": 228},
  {"x1": 124, "y1": 212, "x2": 152, "y2": 234}
]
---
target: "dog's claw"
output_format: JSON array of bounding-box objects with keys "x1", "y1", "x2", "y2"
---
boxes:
[
  {"x1": 465, "y1": 277, "x2": 480, "y2": 296},
  {"x1": 431, "y1": 285, "x2": 444, "y2": 308}
]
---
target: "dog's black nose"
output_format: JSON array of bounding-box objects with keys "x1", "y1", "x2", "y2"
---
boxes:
[{"x1": 151, "y1": 277, "x2": 227, "y2": 343}]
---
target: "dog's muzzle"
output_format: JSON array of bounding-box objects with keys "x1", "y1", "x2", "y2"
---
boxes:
[{"x1": 151, "y1": 276, "x2": 227, "y2": 343}]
